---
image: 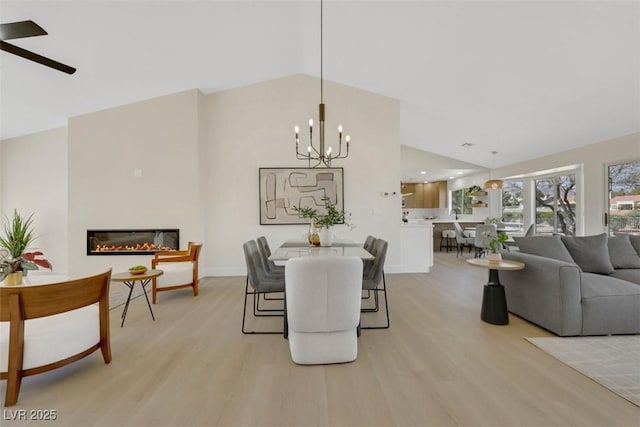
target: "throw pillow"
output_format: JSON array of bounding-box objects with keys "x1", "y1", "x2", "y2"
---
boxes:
[
  {"x1": 512, "y1": 235, "x2": 575, "y2": 264},
  {"x1": 561, "y1": 234, "x2": 615, "y2": 274},
  {"x1": 608, "y1": 235, "x2": 640, "y2": 269},
  {"x1": 630, "y1": 235, "x2": 640, "y2": 257}
]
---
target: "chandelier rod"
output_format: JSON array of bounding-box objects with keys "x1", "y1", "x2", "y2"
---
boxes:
[{"x1": 320, "y1": 0, "x2": 324, "y2": 104}]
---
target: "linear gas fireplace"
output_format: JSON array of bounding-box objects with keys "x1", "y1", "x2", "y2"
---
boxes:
[{"x1": 87, "y1": 229, "x2": 179, "y2": 255}]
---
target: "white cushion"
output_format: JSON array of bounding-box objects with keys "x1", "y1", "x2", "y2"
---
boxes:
[
  {"x1": 288, "y1": 329, "x2": 357, "y2": 364},
  {"x1": 156, "y1": 261, "x2": 194, "y2": 289},
  {"x1": 0, "y1": 305, "x2": 100, "y2": 372}
]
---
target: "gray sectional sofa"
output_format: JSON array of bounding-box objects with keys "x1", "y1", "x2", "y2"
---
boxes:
[{"x1": 501, "y1": 233, "x2": 640, "y2": 336}]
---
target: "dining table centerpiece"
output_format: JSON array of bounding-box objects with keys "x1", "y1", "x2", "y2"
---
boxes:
[
  {"x1": 293, "y1": 198, "x2": 351, "y2": 247},
  {"x1": 0, "y1": 210, "x2": 52, "y2": 285}
]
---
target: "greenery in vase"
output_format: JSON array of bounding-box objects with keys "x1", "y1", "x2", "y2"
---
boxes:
[
  {"x1": 0, "y1": 209, "x2": 35, "y2": 258},
  {"x1": 0, "y1": 210, "x2": 52, "y2": 281},
  {"x1": 292, "y1": 198, "x2": 351, "y2": 229},
  {"x1": 486, "y1": 232, "x2": 509, "y2": 253},
  {"x1": 485, "y1": 216, "x2": 501, "y2": 224},
  {"x1": 467, "y1": 185, "x2": 483, "y2": 194},
  {"x1": 291, "y1": 205, "x2": 319, "y2": 222}
]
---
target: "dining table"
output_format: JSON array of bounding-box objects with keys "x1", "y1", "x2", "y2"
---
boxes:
[{"x1": 268, "y1": 239, "x2": 374, "y2": 262}]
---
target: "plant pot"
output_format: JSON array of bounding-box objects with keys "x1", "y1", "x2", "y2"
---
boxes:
[
  {"x1": 488, "y1": 252, "x2": 502, "y2": 264},
  {"x1": 4, "y1": 271, "x2": 23, "y2": 286},
  {"x1": 318, "y1": 228, "x2": 334, "y2": 247}
]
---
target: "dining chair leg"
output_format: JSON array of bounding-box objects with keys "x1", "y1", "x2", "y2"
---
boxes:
[
  {"x1": 283, "y1": 296, "x2": 288, "y2": 340},
  {"x1": 361, "y1": 273, "x2": 390, "y2": 330},
  {"x1": 255, "y1": 292, "x2": 284, "y2": 314},
  {"x1": 241, "y1": 278, "x2": 251, "y2": 334},
  {"x1": 361, "y1": 288, "x2": 380, "y2": 312},
  {"x1": 242, "y1": 278, "x2": 283, "y2": 335}
]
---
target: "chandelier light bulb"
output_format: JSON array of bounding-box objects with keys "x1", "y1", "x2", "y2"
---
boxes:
[
  {"x1": 338, "y1": 125, "x2": 343, "y2": 133},
  {"x1": 346, "y1": 135, "x2": 350, "y2": 143},
  {"x1": 307, "y1": 146, "x2": 312, "y2": 153},
  {"x1": 294, "y1": 126, "x2": 299, "y2": 133},
  {"x1": 309, "y1": 119, "x2": 313, "y2": 127},
  {"x1": 327, "y1": 146, "x2": 332, "y2": 155}
]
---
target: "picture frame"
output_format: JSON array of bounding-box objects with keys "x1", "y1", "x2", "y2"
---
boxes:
[{"x1": 259, "y1": 167, "x2": 344, "y2": 225}]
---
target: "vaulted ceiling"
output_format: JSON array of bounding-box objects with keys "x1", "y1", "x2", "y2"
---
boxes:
[{"x1": 1, "y1": 1, "x2": 638, "y2": 169}]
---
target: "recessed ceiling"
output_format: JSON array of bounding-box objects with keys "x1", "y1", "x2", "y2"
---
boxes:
[{"x1": 1, "y1": 1, "x2": 638, "y2": 169}]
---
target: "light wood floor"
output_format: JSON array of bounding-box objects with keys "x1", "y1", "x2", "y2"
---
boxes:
[{"x1": 2, "y1": 252, "x2": 639, "y2": 426}]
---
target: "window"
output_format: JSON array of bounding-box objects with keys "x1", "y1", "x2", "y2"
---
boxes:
[
  {"x1": 608, "y1": 160, "x2": 640, "y2": 235},
  {"x1": 502, "y1": 180, "x2": 524, "y2": 232},
  {"x1": 451, "y1": 188, "x2": 472, "y2": 215},
  {"x1": 535, "y1": 174, "x2": 576, "y2": 236}
]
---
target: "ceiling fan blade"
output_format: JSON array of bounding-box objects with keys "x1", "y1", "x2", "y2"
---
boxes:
[
  {"x1": 0, "y1": 40, "x2": 76, "y2": 74},
  {"x1": 0, "y1": 20, "x2": 47, "y2": 41}
]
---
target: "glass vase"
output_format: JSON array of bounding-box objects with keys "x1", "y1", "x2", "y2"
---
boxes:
[{"x1": 308, "y1": 222, "x2": 320, "y2": 247}]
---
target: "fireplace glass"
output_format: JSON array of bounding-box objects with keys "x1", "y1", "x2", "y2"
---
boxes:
[{"x1": 87, "y1": 229, "x2": 179, "y2": 255}]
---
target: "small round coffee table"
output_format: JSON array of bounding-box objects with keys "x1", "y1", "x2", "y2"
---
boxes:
[
  {"x1": 111, "y1": 269, "x2": 163, "y2": 327},
  {"x1": 466, "y1": 258, "x2": 525, "y2": 325}
]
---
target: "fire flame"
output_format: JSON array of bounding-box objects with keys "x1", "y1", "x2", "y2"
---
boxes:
[{"x1": 94, "y1": 242, "x2": 175, "y2": 252}]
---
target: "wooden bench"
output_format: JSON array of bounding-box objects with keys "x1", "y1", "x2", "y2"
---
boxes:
[{"x1": 0, "y1": 270, "x2": 112, "y2": 406}]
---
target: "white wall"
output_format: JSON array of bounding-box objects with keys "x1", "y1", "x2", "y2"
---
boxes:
[
  {"x1": 493, "y1": 132, "x2": 639, "y2": 235},
  {"x1": 201, "y1": 74, "x2": 402, "y2": 275},
  {"x1": 0, "y1": 128, "x2": 69, "y2": 272},
  {"x1": 67, "y1": 90, "x2": 203, "y2": 276}
]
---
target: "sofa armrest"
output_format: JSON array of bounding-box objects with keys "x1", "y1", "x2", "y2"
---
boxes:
[{"x1": 501, "y1": 252, "x2": 582, "y2": 336}]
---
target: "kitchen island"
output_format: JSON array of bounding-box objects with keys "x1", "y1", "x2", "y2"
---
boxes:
[
  {"x1": 399, "y1": 219, "x2": 485, "y2": 272},
  {"x1": 428, "y1": 219, "x2": 484, "y2": 253},
  {"x1": 400, "y1": 221, "x2": 434, "y2": 272}
]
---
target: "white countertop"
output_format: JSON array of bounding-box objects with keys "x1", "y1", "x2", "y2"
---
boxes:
[
  {"x1": 401, "y1": 222, "x2": 432, "y2": 228},
  {"x1": 429, "y1": 219, "x2": 484, "y2": 223},
  {"x1": 403, "y1": 219, "x2": 484, "y2": 225}
]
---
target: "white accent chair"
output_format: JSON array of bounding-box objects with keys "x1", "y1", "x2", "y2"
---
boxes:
[
  {"x1": 284, "y1": 256, "x2": 363, "y2": 365},
  {"x1": 474, "y1": 224, "x2": 497, "y2": 258},
  {"x1": 151, "y1": 242, "x2": 202, "y2": 303},
  {"x1": 0, "y1": 270, "x2": 112, "y2": 406}
]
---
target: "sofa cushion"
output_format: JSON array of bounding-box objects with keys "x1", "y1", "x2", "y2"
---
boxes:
[
  {"x1": 608, "y1": 234, "x2": 640, "y2": 269},
  {"x1": 630, "y1": 235, "x2": 640, "y2": 256},
  {"x1": 580, "y1": 272, "x2": 640, "y2": 335},
  {"x1": 513, "y1": 235, "x2": 575, "y2": 264},
  {"x1": 609, "y1": 269, "x2": 640, "y2": 285},
  {"x1": 561, "y1": 234, "x2": 614, "y2": 274}
]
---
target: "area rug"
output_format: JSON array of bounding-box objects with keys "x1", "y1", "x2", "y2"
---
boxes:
[{"x1": 526, "y1": 336, "x2": 640, "y2": 407}]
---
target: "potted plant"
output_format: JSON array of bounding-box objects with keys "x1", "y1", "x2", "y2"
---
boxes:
[
  {"x1": 467, "y1": 185, "x2": 483, "y2": 195},
  {"x1": 486, "y1": 231, "x2": 509, "y2": 263},
  {"x1": 315, "y1": 199, "x2": 351, "y2": 247},
  {"x1": 0, "y1": 210, "x2": 52, "y2": 285},
  {"x1": 292, "y1": 198, "x2": 351, "y2": 247}
]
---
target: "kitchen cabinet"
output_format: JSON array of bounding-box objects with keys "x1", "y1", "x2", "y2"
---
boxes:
[{"x1": 401, "y1": 181, "x2": 447, "y2": 208}]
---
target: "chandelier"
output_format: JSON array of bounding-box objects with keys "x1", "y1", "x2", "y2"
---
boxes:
[{"x1": 295, "y1": 0, "x2": 350, "y2": 168}]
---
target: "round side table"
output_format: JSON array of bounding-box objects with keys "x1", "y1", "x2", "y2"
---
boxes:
[
  {"x1": 466, "y1": 258, "x2": 525, "y2": 325},
  {"x1": 111, "y1": 269, "x2": 163, "y2": 327}
]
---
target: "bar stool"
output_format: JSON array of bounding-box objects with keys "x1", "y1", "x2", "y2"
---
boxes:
[{"x1": 440, "y1": 230, "x2": 456, "y2": 252}]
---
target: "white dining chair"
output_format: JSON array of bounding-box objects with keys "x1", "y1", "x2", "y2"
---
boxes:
[{"x1": 284, "y1": 256, "x2": 363, "y2": 364}]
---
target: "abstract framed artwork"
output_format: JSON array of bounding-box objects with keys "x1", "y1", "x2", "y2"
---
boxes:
[{"x1": 259, "y1": 167, "x2": 344, "y2": 225}]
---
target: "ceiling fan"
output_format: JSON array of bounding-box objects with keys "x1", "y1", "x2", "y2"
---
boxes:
[{"x1": 0, "y1": 20, "x2": 76, "y2": 74}]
